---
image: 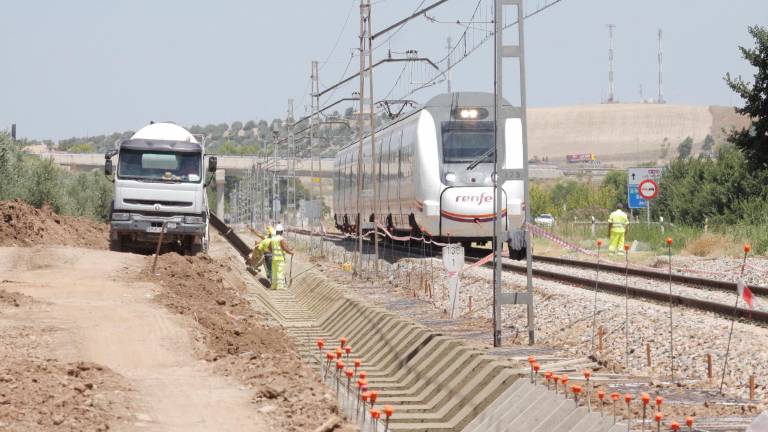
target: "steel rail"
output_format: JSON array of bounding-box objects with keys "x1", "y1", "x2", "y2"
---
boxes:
[
  {"x1": 531, "y1": 254, "x2": 768, "y2": 297},
  {"x1": 287, "y1": 227, "x2": 768, "y2": 325}
]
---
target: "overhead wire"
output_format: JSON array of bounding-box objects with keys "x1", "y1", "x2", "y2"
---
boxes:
[{"x1": 319, "y1": 0, "x2": 357, "y2": 72}]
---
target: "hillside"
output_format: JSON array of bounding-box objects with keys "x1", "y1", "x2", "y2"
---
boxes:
[
  {"x1": 527, "y1": 104, "x2": 747, "y2": 167},
  {"x1": 20, "y1": 104, "x2": 748, "y2": 166}
]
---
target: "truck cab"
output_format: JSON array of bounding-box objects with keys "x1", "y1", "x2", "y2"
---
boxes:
[{"x1": 104, "y1": 122, "x2": 217, "y2": 254}]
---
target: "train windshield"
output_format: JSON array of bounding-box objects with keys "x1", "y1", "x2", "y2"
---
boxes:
[{"x1": 441, "y1": 122, "x2": 494, "y2": 164}]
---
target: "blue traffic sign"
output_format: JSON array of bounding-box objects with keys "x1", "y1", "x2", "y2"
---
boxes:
[{"x1": 628, "y1": 185, "x2": 648, "y2": 209}]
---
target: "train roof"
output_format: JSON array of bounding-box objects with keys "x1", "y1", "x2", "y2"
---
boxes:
[
  {"x1": 423, "y1": 91, "x2": 509, "y2": 110},
  {"x1": 336, "y1": 92, "x2": 508, "y2": 153}
]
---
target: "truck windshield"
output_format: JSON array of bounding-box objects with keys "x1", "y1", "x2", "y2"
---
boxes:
[
  {"x1": 117, "y1": 149, "x2": 202, "y2": 183},
  {"x1": 442, "y1": 122, "x2": 494, "y2": 164}
]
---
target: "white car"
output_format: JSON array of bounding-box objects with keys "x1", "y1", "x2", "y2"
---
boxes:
[{"x1": 534, "y1": 213, "x2": 555, "y2": 227}]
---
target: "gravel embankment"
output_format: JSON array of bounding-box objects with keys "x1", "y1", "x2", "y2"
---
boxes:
[{"x1": 311, "y1": 237, "x2": 768, "y2": 404}]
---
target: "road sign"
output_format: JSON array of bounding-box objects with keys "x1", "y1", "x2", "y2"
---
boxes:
[
  {"x1": 627, "y1": 167, "x2": 663, "y2": 209},
  {"x1": 442, "y1": 244, "x2": 464, "y2": 319},
  {"x1": 638, "y1": 179, "x2": 658, "y2": 200}
]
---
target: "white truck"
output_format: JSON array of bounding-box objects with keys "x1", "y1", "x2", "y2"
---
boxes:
[{"x1": 104, "y1": 122, "x2": 217, "y2": 255}]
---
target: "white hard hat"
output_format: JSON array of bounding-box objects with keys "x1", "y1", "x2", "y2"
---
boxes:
[{"x1": 275, "y1": 224, "x2": 284, "y2": 232}]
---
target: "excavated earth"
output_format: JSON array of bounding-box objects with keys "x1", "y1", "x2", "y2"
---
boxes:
[
  {"x1": 0, "y1": 200, "x2": 107, "y2": 249},
  {"x1": 0, "y1": 200, "x2": 352, "y2": 431}
]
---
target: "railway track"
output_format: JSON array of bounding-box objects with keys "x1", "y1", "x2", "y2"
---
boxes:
[{"x1": 288, "y1": 228, "x2": 768, "y2": 325}]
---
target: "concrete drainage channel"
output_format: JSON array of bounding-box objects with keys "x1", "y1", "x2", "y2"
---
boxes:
[{"x1": 237, "y1": 259, "x2": 627, "y2": 432}]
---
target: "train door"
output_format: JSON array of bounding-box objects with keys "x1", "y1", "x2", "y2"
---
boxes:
[
  {"x1": 377, "y1": 137, "x2": 384, "y2": 224},
  {"x1": 395, "y1": 131, "x2": 403, "y2": 225},
  {"x1": 384, "y1": 134, "x2": 392, "y2": 226}
]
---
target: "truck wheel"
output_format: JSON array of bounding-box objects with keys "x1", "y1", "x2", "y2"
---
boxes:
[
  {"x1": 109, "y1": 235, "x2": 123, "y2": 252},
  {"x1": 184, "y1": 236, "x2": 203, "y2": 256}
]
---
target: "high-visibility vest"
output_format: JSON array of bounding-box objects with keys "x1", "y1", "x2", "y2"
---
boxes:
[
  {"x1": 608, "y1": 210, "x2": 629, "y2": 233},
  {"x1": 270, "y1": 235, "x2": 284, "y2": 259},
  {"x1": 258, "y1": 237, "x2": 271, "y2": 253}
]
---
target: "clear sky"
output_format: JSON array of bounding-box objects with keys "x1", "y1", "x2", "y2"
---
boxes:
[{"x1": 1, "y1": 0, "x2": 764, "y2": 140}]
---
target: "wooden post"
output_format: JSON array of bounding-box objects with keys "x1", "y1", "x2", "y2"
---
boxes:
[
  {"x1": 468, "y1": 295, "x2": 473, "y2": 314},
  {"x1": 598, "y1": 326, "x2": 604, "y2": 352},
  {"x1": 151, "y1": 222, "x2": 167, "y2": 275},
  {"x1": 646, "y1": 343, "x2": 652, "y2": 367},
  {"x1": 707, "y1": 353, "x2": 713, "y2": 381},
  {"x1": 749, "y1": 375, "x2": 756, "y2": 400}
]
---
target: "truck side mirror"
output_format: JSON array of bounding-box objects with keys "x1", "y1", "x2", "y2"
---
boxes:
[
  {"x1": 208, "y1": 156, "x2": 217, "y2": 173},
  {"x1": 105, "y1": 159, "x2": 113, "y2": 176}
]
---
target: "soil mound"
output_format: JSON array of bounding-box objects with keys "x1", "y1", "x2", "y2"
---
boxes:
[
  {"x1": 0, "y1": 200, "x2": 107, "y2": 249},
  {"x1": 151, "y1": 253, "x2": 352, "y2": 431},
  {"x1": 0, "y1": 359, "x2": 131, "y2": 431}
]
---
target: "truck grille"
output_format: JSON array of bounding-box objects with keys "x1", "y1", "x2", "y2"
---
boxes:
[{"x1": 124, "y1": 199, "x2": 193, "y2": 207}]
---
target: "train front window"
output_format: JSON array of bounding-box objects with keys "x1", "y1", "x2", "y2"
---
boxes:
[{"x1": 442, "y1": 123, "x2": 494, "y2": 164}]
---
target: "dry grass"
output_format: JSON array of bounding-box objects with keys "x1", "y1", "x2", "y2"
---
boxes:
[{"x1": 683, "y1": 232, "x2": 738, "y2": 257}]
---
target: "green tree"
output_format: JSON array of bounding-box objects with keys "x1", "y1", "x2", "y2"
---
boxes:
[
  {"x1": 725, "y1": 25, "x2": 768, "y2": 170},
  {"x1": 677, "y1": 136, "x2": 693, "y2": 159},
  {"x1": 69, "y1": 142, "x2": 96, "y2": 153},
  {"x1": 26, "y1": 158, "x2": 63, "y2": 212},
  {"x1": 600, "y1": 170, "x2": 627, "y2": 209},
  {"x1": 702, "y1": 134, "x2": 715, "y2": 152}
]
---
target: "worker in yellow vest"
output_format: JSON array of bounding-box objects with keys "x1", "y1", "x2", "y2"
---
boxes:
[
  {"x1": 257, "y1": 226, "x2": 275, "y2": 279},
  {"x1": 268, "y1": 224, "x2": 294, "y2": 290},
  {"x1": 607, "y1": 203, "x2": 629, "y2": 255}
]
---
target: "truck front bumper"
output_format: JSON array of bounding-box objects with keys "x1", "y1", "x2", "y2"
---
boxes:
[{"x1": 110, "y1": 213, "x2": 206, "y2": 241}]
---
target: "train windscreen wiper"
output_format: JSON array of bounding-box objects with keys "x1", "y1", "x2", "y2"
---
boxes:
[{"x1": 466, "y1": 147, "x2": 495, "y2": 171}]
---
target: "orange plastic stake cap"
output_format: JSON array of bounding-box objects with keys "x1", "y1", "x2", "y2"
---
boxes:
[
  {"x1": 370, "y1": 390, "x2": 378, "y2": 403},
  {"x1": 597, "y1": 239, "x2": 604, "y2": 247},
  {"x1": 532, "y1": 362, "x2": 540, "y2": 373},
  {"x1": 624, "y1": 394, "x2": 633, "y2": 404},
  {"x1": 340, "y1": 336, "x2": 347, "y2": 347},
  {"x1": 354, "y1": 358, "x2": 362, "y2": 368},
  {"x1": 345, "y1": 346, "x2": 352, "y2": 355},
  {"x1": 552, "y1": 375, "x2": 560, "y2": 383},
  {"x1": 641, "y1": 392, "x2": 650, "y2": 405},
  {"x1": 371, "y1": 408, "x2": 381, "y2": 420},
  {"x1": 384, "y1": 405, "x2": 394, "y2": 418},
  {"x1": 561, "y1": 374, "x2": 569, "y2": 385},
  {"x1": 655, "y1": 396, "x2": 663, "y2": 407},
  {"x1": 336, "y1": 360, "x2": 344, "y2": 370},
  {"x1": 362, "y1": 392, "x2": 370, "y2": 402},
  {"x1": 335, "y1": 347, "x2": 343, "y2": 359},
  {"x1": 597, "y1": 390, "x2": 606, "y2": 401},
  {"x1": 655, "y1": 412, "x2": 663, "y2": 422},
  {"x1": 357, "y1": 378, "x2": 364, "y2": 388},
  {"x1": 527, "y1": 355, "x2": 536, "y2": 364},
  {"x1": 571, "y1": 385, "x2": 582, "y2": 394},
  {"x1": 345, "y1": 369, "x2": 354, "y2": 379},
  {"x1": 624, "y1": 243, "x2": 630, "y2": 252},
  {"x1": 544, "y1": 371, "x2": 553, "y2": 381},
  {"x1": 360, "y1": 371, "x2": 367, "y2": 379},
  {"x1": 326, "y1": 351, "x2": 334, "y2": 361},
  {"x1": 316, "y1": 338, "x2": 325, "y2": 349},
  {"x1": 671, "y1": 420, "x2": 680, "y2": 431},
  {"x1": 666, "y1": 237, "x2": 673, "y2": 245},
  {"x1": 745, "y1": 243, "x2": 751, "y2": 253},
  {"x1": 583, "y1": 370, "x2": 592, "y2": 380},
  {"x1": 685, "y1": 416, "x2": 693, "y2": 427},
  {"x1": 610, "y1": 392, "x2": 620, "y2": 401}
]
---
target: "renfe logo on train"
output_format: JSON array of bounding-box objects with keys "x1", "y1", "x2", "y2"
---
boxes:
[{"x1": 455, "y1": 193, "x2": 493, "y2": 205}]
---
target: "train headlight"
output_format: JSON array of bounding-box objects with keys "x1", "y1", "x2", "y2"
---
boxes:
[
  {"x1": 459, "y1": 109, "x2": 479, "y2": 119},
  {"x1": 444, "y1": 172, "x2": 457, "y2": 183}
]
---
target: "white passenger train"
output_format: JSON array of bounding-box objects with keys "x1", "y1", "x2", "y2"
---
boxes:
[{"x1": 333, "y1": 92, "x2": 527, "y2": 259}]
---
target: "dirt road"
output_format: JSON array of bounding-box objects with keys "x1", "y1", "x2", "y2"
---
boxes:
[{"x1": 0, "y1": 246, "x2": 268, "y2": 431}]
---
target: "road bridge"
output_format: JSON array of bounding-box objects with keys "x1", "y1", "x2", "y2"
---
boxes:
[{"x1": 37, "y1": 152, "x2": 336, "y2": 179}]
